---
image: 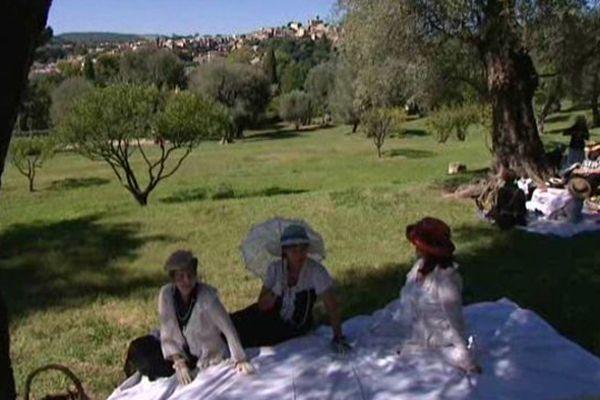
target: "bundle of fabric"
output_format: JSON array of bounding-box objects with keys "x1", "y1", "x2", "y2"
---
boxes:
[
  {"x1": 526, "y1": 188, "x2": 572, "y2": 216},
  {"x1": 109, "y1": 299, "x2": 600, "y2": 400}
]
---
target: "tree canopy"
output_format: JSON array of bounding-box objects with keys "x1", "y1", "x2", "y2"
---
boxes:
[
  {"x1": 339, "y1": 0, "x2": 600, "y2": 177},
  {"x1": 59, "y1": 84, "x2": 229, "y2": 205},
  {"x1": 189, "y1": 61, "x2": 271, "y2": 139},
  {"x1": 305, "y1": 62, "x2": 336, "y2": 119},
  {"x1": 50, "y1": 76, "x2": 94, "y2": 127},
  {"x1": 120, "y1": 47, "x2": 186, "y2": 89},
  {"x1": 279, "y1": 90, "x2": 312, "y2": 130}
]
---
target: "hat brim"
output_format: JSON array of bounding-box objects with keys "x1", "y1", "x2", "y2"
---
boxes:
[
  {"x1": 406, "y1": 223, "x2": 455, "y2": 258},
  {"x1": 409, "y1": 236, "x2": 455, "y2": 258},
  {"x1": 265, "y1": 239, "x2": 323, "y2": 257},
  {"x1": 568, "y1": 178, "x2": 592, "y2": 199}
]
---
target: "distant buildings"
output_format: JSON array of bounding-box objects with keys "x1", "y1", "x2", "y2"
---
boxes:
[{"x1": 31, "y1": 16, "x2": 341, "y2": 76}]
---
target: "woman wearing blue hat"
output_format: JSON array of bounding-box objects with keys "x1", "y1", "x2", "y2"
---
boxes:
[{"x1": 232, "y1": 224, "x2": 351, "y2": 352}]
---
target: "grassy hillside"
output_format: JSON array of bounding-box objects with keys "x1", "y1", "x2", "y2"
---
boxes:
[{"x1": 1, "y1": 114, "x2": 599, "y2": 398}]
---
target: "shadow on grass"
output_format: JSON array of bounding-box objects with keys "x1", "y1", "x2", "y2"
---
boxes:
[
  {"x1": 245, "y1": 130, "x2": 300, "y2": 142},
  {"x1": 161, "y1": 186, "x2": 308, "y2": 204},
  {"x1": 300, "y1": 124, "x2": 337, "y2": 133},
  {"x1": 432, "y1": 168, "x2": 490, "y2": 193},
  {"x1": 398, "y1": 128, "x2": 428, "y2": 137},
  {"x1": 385, "y1": 148, "x2": 436, "y2": 159},
  {"x1": 454, "y1": 223, "x2": 600, "y2": 356},
  {"x1": 0, "y1": 214, "x2": 172, "y2": 319},
  {"x1": 335, "y1": 263, "x2": 409, "y2": 319},
  {"x1": 49, "y1": 177, "x2": 110, "y2": 191}
]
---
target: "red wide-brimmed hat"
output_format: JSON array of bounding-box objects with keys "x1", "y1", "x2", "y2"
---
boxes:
[{"x1": 406, "y1": 217, "x2": 455, "y2": 258}]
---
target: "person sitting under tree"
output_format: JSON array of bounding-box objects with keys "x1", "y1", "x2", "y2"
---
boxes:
[
  {"x1": 231, "y1": 224, "x2": 352, "y2": 353},
  {"x1": 563, "y1": 116, "x2": 590, "y2": 168}
]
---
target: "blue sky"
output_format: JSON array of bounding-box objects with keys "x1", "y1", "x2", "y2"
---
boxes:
[{"x1": 48, "y1": 0, "x2": 338, "y2": 35}]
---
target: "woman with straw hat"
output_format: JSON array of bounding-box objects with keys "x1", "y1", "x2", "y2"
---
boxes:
[
  {"x1": 232, "y1": 223, "x2": 351, "y2": 353},
  {"x1": 382, "y1": 217, "x2": 480, "y2": 374},
  {"x1": 549, "y1": 177, "x2": 592, "y2": 223},
  {"x1": 158, "y1": 250, "x2": 254, "y2": 386}
]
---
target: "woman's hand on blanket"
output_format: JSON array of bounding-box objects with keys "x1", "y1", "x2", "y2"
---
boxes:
[
  {"x1": 331, "y1": 335, "x2": 352, "y2": 354},
  {"x1": 234, "y1": 360, "x2": 256, "y2": 375},
  {"x1": 174, "y1": 358, "x2": 193, "y2": 385}
]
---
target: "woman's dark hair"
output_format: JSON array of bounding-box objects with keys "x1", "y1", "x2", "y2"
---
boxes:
[{"x1": 419, "y1": 253, "x2": 454, "y2": 277}]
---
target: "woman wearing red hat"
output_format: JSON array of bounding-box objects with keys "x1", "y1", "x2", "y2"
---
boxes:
[{"x1": 399, "y1": 217, "x2": 481, "y2": 374}]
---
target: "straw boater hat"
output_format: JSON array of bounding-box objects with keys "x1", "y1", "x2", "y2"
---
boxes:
[
  {"x1": 406, "y1": 217, "x2": 455, "y2": 258},
  {"x1": 164, "y1": 250, "x2": 199, "y2": 273},
  {"x1": 567, "y1": 177, "x2": 592, "y2": 200}
]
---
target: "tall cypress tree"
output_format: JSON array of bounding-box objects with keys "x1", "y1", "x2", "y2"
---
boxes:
[
  {"x1": 263, "y1": 47, "x2": 278, "y2": 85},
  {"x1": 83, "y1": 55, "x2": 96, "y2": 83}
]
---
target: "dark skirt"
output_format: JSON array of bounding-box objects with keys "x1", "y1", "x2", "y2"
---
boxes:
[{"x1": 229, "y1": 303, "x2": 308, "y2": 348}]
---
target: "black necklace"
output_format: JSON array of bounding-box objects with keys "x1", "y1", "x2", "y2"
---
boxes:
[{"x1": 174, "y1": 284, "x2": 199, "y2": 328}]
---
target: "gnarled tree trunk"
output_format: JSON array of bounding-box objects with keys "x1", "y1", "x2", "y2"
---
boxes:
[
  {"x1": 483, "y1": 2, "x2": 548, "y2": 179},
  {"x1": 591, "y1": 73, "x2": 600, "y2": 128},
  {"x1": 488, "y1": 49, "x2": 547, "y2": 178},
  {"x1": 0, "y1": 2, "x2": 52, "y2": 398},
  {"x1": 1, "y1": 291, "x2": 16, "y2": 400},
  {"x1": 0, "y1": 1, "x2": 52, "y2": 189}
]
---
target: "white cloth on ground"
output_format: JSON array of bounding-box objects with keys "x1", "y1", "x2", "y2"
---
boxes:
[
  {"x1": 109, "y1": 298, "x2": 600, "y2": 400},
  {"x1": 159, "y1": 283, "x2": 247, "y2": 367},
  {"x1": 518, "y1": 213, "x2": 600, "y2": 237},
  {"x1": 372, "y1": 260, "x2": 476, "y2": 372},
  {"x1": 526, "y1": 188, "x2": 572, "y2": 216}
]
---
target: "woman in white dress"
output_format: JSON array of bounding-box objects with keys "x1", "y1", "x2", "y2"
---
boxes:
[
  {"x1": 386, "y1": 217, "x2": 481, "y2": 374},
  {"x1": 158, "y1": 250, "x2": 254, "y2": 385}
]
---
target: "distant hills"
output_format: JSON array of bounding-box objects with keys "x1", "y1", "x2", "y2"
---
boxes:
[{"x1": 55, "y1": 32, "x2": 151, "y2": 43}]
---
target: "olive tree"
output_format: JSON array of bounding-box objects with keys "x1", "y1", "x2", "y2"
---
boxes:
[
  {"x1": 329, "y1": 61, "x2": 361, "y2": 132},
  {"x1": 279, "y1": 90, "x2": 312, "y2": 130},
  {"x1": 305, "y1": 62, "x2": 336, "y2": 123},
  {"x1": 50, "y1": 76, "x2": 94, "y2": 127},
  {"x1": 362, "y1": 108, "x2": 405, "y2": 158},
  {"x1": 340, "y1": 0, "x2": 599, "y2": 177},
  {"x1": 60, "y1": 84, "x2": 229, "y2": 206},
  {"x1": 189, "y1": 62, "x2": 271, "y2": 140},
  {"x1": 9, "y1": 136, "x2": 55, "y2": 192},
  {"x1": 427, "y1": 104, "x2": 482, "y2": 143}
]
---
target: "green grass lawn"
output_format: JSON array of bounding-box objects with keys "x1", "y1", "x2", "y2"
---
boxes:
[{"x1": 1, "y1": 114, "x2": 599, "y2": 398}]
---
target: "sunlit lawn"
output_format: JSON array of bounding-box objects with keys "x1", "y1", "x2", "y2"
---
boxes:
[{"x1": 1, "y1": 113, "x2": 599, "y2": 398}]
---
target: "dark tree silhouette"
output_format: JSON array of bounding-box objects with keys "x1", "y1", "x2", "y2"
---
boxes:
[{"x1": 0, "y1": 2, "x2": 52, "y2": 398}]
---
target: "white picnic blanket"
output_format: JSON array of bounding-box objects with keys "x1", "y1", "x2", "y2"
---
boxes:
[
  {"x1": 519, "y1": 213, "x2": 600, "y2": 237},
  {"x1": 108, "y1": 298, "x2": 600, "y2": 400}
]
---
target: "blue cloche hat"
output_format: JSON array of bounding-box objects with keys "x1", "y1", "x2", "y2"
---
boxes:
[{"x1": 280, "y1": 224, "x2": 311, "y2": 247}]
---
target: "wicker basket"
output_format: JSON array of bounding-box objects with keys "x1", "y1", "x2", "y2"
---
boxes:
[{"x1": 24, "y1": 364, "x2": 89, "y2": 400}]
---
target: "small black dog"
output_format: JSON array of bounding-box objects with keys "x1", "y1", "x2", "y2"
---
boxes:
[{"x1": 124, "y1": 335, "x2": 174, "y2": 381}]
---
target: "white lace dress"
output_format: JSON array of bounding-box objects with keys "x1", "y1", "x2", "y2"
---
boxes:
[{"x1": 373, "y1": 260, "x2": 476, "y2": 371}]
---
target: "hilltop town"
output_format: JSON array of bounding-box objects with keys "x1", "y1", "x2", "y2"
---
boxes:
[{"x1": 32, "y1": 17, "x2": 340, "y2": 75}]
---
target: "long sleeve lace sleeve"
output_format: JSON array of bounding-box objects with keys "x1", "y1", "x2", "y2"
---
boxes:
[
  {"x1": 158, "y1": 285, "x2": 187, "y2": 360},
  {"x1": 437, "y1": 274, "x2": 476, "y2": 371}
]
